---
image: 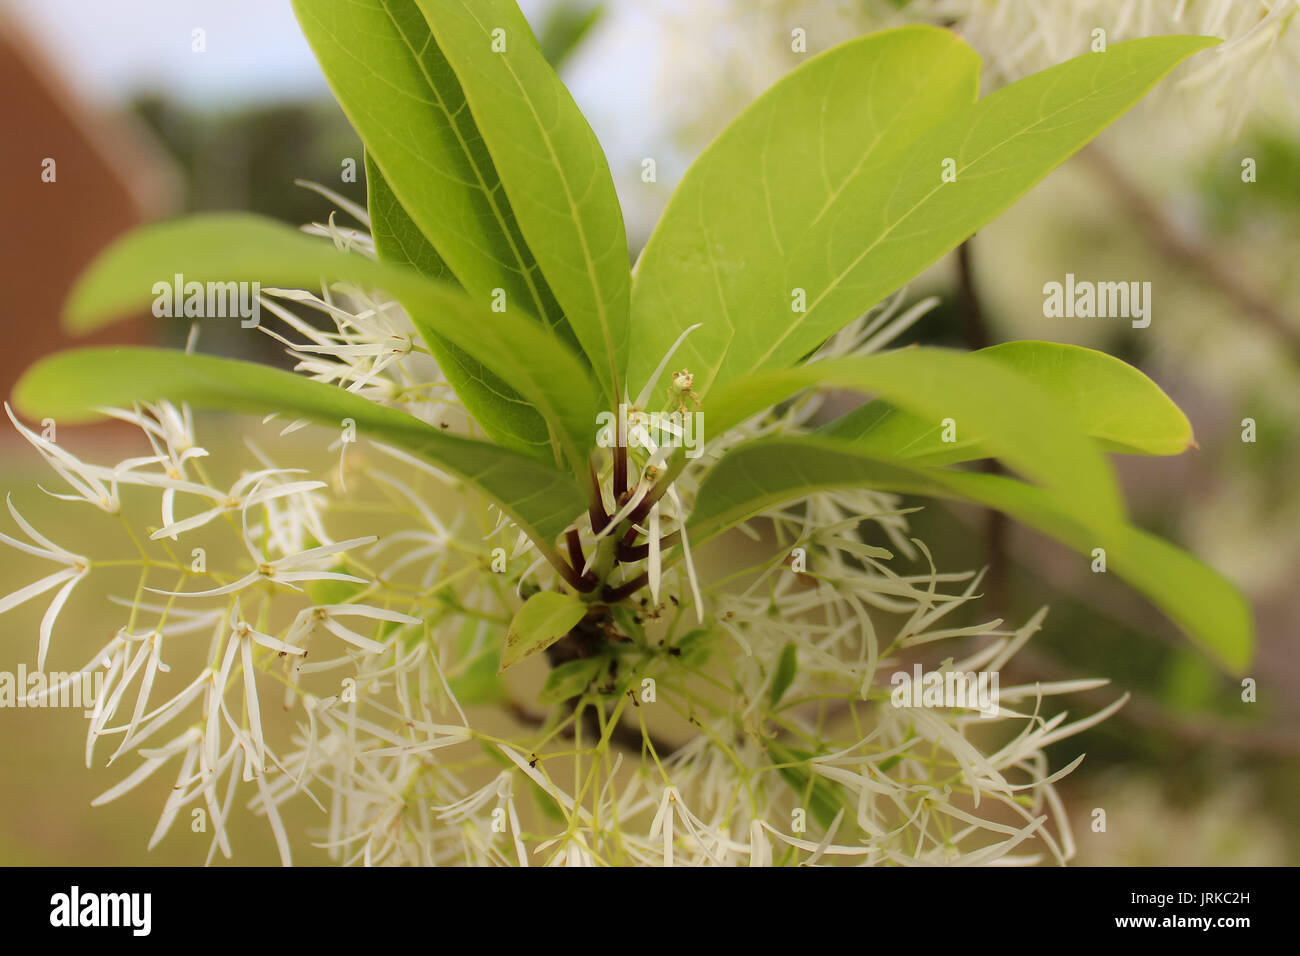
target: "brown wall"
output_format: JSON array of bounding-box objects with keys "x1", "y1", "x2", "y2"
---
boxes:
[{"x1": 0, "y1": 15, "x2": 179, "y2": 402}]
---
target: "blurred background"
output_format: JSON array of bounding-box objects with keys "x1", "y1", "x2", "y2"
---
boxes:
[{"x1": 1, "y1": 0, "x2": 1297, "y2": 865}]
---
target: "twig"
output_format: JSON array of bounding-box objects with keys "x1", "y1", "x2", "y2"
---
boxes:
[
  {"x1": 955, "y1": 237, "x2": 1009, "y2": 618},
  {"x1": 1083, "y1": 144, "x2": 1300, "y2": 363}
]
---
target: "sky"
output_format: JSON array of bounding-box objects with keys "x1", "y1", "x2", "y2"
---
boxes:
[
  {"x1": 4, "y1": 0, "x2": 681, "y2": 235},
  {"x1": 5, "y1": 0, "x2": 665, "y2": 156}
]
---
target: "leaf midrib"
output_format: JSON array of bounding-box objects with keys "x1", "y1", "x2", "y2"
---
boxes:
[{"x1": 456, "y1": 1, "x2": 622, "y2": 397}]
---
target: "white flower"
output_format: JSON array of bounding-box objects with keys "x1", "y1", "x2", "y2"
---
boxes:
[
  {"x1": 146, "y1": 535, "x2": 375, "y2": 599},
  {"x1": 0, "y1": 495, "x2": 89, "y2": 669}
]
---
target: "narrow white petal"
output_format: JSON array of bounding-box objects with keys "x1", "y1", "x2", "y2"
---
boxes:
[{"x1": 0, "y1": 568, "x2": 76, "y2": 616}]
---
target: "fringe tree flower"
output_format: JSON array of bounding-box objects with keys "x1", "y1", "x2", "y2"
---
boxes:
[{"x1": 2, "y1": 3, "x2": 1252, "y2": 865}]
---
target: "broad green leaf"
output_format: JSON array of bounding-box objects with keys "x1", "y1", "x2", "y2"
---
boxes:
[
  {"x1": 419, "y1": 0, "x2": 631, "y2": 399},
  {"x1": 768, "y1": 642, "x2": 798, "y2": 711},
  {"x1": 688, "y1": 436, "x2": 1252, "y2": 672},
  {"x1": 62, "y1": 214, "x2": 600, "y2": 476},
  {"x1": 538, "y1": 656, "x2": 606, "y2": 705},
  {"x1": 366, "y1": 153, "x2": 552, "y2": 457},
  {"x1": 291, "y1": 0, "x2": 573, "y2": 349},
  {"x1": 629, "y1": 25, "x2": 979, "y2": 399},
  {"x1": 689, "y1": 437, "x2": 952, "y2": 544},
  {"x1": 704, "y1": 347, "x2": 1124, "y2": 525},
  {"x1": 825, "y1": 341, "x2": 1195, "y2": 460},
  {"x1": 500, "y1": 590, "x2": 587, "y2": 672},
  {"x1": 13, "y1": 347, "x2": 586, "y2": 552},
  {"x1": 631, "y1": 33, "x2": 1217, "y2": 399}
]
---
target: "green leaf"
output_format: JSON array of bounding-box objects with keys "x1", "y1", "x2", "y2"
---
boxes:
[
  {"x1": 825, "y1": 341, "x2": 1195, "y2": 460},
  {"x1": 768, "y1": 642, "x2": 798, "y2": 711},
  {"x1": 538, "y1": 656, "x2": 606, "y2": 705},
  {"x1": 631, "y1": 31, "x2": 1216, "y2": 398},
  {"x1": 366, "y1": 153, "x2": 552, "y2": 458},
  {"x1": 931, "y1": 468, "x2": 1253, "y2": 675},
  {"x1": 688, "y1": 436, "x2": 1252, "y2": 672},
  {"x1": 62, "y1": 213, "x2": 600, "y2": 476},
  {"x1": 705, "y1": 346, "x2": 1124, "y2": 525},
  {"x1": 689, "y1": 436, "x2": 952, "y2": 545},
  {"x1": 499, "y1": 590, "x2": 588, "y2": 672},
  {"x1": 13, "y1": 347, "x2": 586, "y2": 552},
  {"x1": 419, "y1": 0, "x2": 631, "y2": 399},
  {"x1": 536, "y1": 1, "x2": 605, "y2": 70},
  {"x1": 629, "y1": 24, "x2": 979, "y2": 398},
  {"x1": 291, "y1": 0, "x2": 574, "y2": 350}
]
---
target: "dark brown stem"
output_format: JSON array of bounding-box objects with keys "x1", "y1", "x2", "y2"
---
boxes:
[
  {"x1": 602, "y1": 571, "x2": 649, "y2": 603},
  {"x1": 955, "y1": 240, "x2": 990, "y2": 350},
  {"x1": 616, "y1": 532, "x2": 680, "y2": 563},
  {"x1": 565, "y1": 529, "x2": 585, "y2": 571},
  {"x1": 553, "y1": 556, "x2": 597, "y2": 593},
  {"x1": 587, "y1": 462, "x2": 609, "y2": 532},
  {"x1": 613, "y1": 440, "x2": 628, "y2": 503},
  {"x1": 628, "y1": 473, "x2": 671, "y2": 524}
]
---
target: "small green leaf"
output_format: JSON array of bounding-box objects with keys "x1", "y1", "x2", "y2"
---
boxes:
[
  {"x1": 420, "y1": 0, "x2": 631, "y2": 400},
  {"x1": 825, "y1": 341, "x2": 1195, "y2": 459},
  {"x1": 768, "y1": 642, "x2": 798, "y2": 711},
  {"x1": 13, "y1": 347, "x2": 586, "y2": 553},
  {"x1": 538, "y1": 656, "x2": 606, "y2": 706},
  {"x1": 500, "y1": 590, "x2": 588, "y2": 672}
]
